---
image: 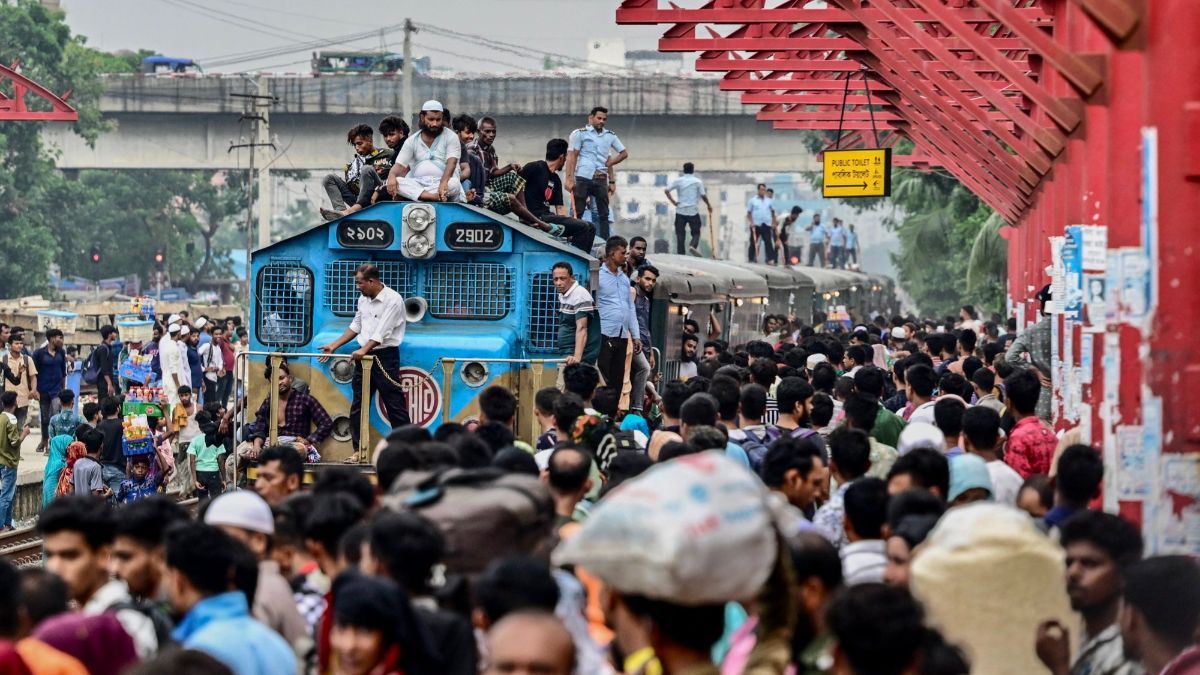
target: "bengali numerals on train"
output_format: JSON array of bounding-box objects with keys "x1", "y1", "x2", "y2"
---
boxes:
[{"x1": 336, "y1": 220, "x2": 395, "y2": 249}]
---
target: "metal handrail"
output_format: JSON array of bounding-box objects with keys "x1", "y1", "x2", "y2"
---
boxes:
[
  {"x1": 434, "y1": 357, "x2": 566, "y2": 425},
  {"x1": 233, "y1": 350, "x2": 376, "y2": 472}
]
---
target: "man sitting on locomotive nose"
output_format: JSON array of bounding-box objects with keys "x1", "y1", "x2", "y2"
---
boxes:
[
  {"x1": 386, "y1": 100, "x2": 464, "y2": 203},
  {"x1": 249, "y1": 361, "x2": 334, "y2": 461}
]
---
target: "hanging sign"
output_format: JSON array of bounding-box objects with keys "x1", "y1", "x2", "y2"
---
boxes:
[{"x1": 822, "y1": 148, "x2": 891, "y2": 198}]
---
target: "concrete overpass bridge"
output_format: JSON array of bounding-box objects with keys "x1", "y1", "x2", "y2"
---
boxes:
[{"x1": 43, "y1": 74, "x2": 821, "y2": 173}]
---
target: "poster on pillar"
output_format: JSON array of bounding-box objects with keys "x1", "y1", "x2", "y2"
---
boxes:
[
  {"x1": 1062, "y1": 227, "x2": 1084, "y2": 322},
  {"x1": 1157, "y1": 454, "x2": 1200, "y2": 554}
]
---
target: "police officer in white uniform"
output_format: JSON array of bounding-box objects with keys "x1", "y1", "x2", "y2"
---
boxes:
[{"x1": 319, "y1": 263, "x2": 409, "y2": 450}]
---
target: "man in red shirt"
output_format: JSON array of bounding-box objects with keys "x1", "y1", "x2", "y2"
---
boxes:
[{"x1": 1003, "y1": 368, "x2": 1057, "y2": 478}]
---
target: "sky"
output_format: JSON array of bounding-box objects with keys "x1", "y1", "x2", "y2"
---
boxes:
[{"x1": 61, "y1": 0, "x2": 666, "y2": 74}]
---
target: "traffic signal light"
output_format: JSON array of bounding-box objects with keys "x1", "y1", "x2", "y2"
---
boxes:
[
  {"x1": 89, "y1": 246, "x2": 101, "y2": 265},
  {"x1": 154, "y1": 248, "x2": 165, "y2": 271}
]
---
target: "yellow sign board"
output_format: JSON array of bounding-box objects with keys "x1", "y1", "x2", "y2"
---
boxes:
[{"x1": 822, "y1": 148, "x2": 892, "y2": 198}]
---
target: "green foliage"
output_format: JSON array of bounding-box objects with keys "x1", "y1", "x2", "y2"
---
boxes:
[
  {"x1": 0, "y1": 0, "x2": 112, "y2": 296},
  {"x1": 57, "y1": 170, "x2": 246, "y2": 290},
  {"x1": 885, "y1": 170, "x2": 1007, "y2": 317}
]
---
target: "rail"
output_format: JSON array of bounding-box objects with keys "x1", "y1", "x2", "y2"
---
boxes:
[
  {"x1": 0, "y1": 497, "x2": 200, "y2": 568},
  {"x1": 234, "y1": 351, "x2": 377, "y2": 468},
  {"x1": 433, "y1": 357, "x2": 566, "y2": 426}
]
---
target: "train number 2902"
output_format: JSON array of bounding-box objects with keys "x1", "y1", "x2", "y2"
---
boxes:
[{"x1": 444, "y1": 222, "x2": 503, "y2": 251}]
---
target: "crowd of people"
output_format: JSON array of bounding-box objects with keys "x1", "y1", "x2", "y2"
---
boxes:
[
  {"x1": 744, "y1": 187, "x2": 861, "y2": 270},
  {"x1": 318, "y1": 102, "x2": 639, "y2": 252},
  {"x1": 0, "y1": 265, "x2": 1192, "y2": 675}
]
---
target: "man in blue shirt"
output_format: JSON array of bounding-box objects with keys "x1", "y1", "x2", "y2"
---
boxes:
[
  {"x1": 32, "y1": 328, "x2": 67, "y2": 453},
  {"x1": 594, "y1": 236, "x2": 640, "y2": 399},
  {"x1": 829, "y1": 219, "x2": 847, "y2": 269},
  {"x1": 665, "y1": 162, "x2": 713, "y2": 254},
  {"x1": 806, "y1": 214, "x2": 828, "y2": 267},
  {"x1": 846, "y1": 223, "x2": 860, "y2": 267},
  {"x1": 566, "y1": 107, "x2": 628, "y2": 240},
  {"x1": 746, "y1": 183, "x2": 777, "y2": 264},
  {"x1": 167, "y1": 521, "x2": 296, "y2": 675}
]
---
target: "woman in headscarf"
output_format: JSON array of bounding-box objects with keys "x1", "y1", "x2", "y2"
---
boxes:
[
  {"x1": 54, "y1": 439, "x2": 88, "y2": 499},
  {"x1": 871, "y1": 343, "x2": 890, "y2": 370},
  {"x1": 42, "y1": 434, "x2": 74, "y2": 507},
  {"x1": 329, "y1": 572, "x2": 439, "y2": 675}
]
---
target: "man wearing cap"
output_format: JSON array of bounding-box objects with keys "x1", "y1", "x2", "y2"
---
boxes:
[
  {"x1": 203, "y1": 491, "x2": 309, "y2": 646},
  {"x1": 319, "y1": 263, "x2": 410, "y2": 458},
  {"x1": 386, "y1": 100, "x2": 464, "y2": 202},
  {"x1": 159, "y1": 321, "x2": 184, "y2": 406}
]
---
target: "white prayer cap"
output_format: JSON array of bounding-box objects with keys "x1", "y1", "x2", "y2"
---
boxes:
[
  {"x1": 179, "y1": 325, "x2": 191, "y2": 336},
  {"x1": 167, "y1": 324, "x2": 181, "y2": 334},
  {"x1": 167, "y1": 313, "x2": 181, "y2": 325},
  {"x1": 421, "y1": 99, "x2": 444, "y2": 112},
  {"x1": 194, "y1": 317, "x2": 208, "y2": 330},
  {"x1": 806, "y1": 353, "x2": 828, "y2": 370}
]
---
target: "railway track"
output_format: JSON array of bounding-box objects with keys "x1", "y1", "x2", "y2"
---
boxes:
[{"x1": 0, "y1": 497, "x2": 201, "y2": 568}]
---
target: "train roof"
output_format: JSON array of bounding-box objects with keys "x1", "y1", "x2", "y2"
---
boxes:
[
  {"x1": 251, "y1": 203, "x2": 595, "y2": 262},
  {"x1": 789, "y1": 266, "x2": 847, "y2": 292},
  {"x1": 654, "y1": 255, "x2": 769, "y2": 299},
  {"x1": 650, "y1": 257, "x2": 724, "y2": 303},
  {"x1": 723, "y1": 261, "x2": 816, "y2": 292}
]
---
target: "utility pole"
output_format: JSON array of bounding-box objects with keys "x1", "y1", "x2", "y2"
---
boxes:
[
  {"x1": 229, "y1": 79, "x2": 277, "y2": 302},
  {"x1": 255, "y1": 78, "x2": 272, "y2": 251},
  {"x1": 402, "y1": 19, "x2": 416, "y2": 125}
]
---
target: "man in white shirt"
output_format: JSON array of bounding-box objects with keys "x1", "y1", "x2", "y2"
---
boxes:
[
  {"x1": 319, "y1": 264, "x2": 409, "y2": 454},
  {"x1": 664, "y1": 162, "x2": 712, "y2": 254},
  {"x1": 386, "y1": 100, "x2": 463, "y2": 203},
  {"x1": 159, "y1": 322, "x2": 184, "y2": 405},
  {"x1": 961, "y1": 406, "x2": 1023, "y2": 506}
]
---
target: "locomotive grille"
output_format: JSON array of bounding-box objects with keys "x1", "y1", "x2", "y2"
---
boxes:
[
  {"x1": 427, "y1": 263, "x2": 512, "y2": 319},
  {"x1": 323, "y1": 260, "x2": 413, "y2": 316},
  {"x1": 526, "y1": 272, "x2": 559, "y2": 353},
  {"x1": 255, "y1": 261, "x2": 313, "y2": 347}
]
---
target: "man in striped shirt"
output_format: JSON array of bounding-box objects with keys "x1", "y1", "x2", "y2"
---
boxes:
[{"x1": 552, "y1": 263, "x2": 597, "y2": 366}]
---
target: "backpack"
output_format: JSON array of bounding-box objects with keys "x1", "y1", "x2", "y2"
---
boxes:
[
  {"x1": 789, "y1": 427, "x2": 818, "y2": 441},
  {"x1": 596, "y1": 429, "x2": 640, "y2": 473},
  {"x1": 108, "y1": 599, "x2": 175, "y2": 651},
  {"x1": 737, "y1": 426, "x2": 783, "y2": 473},
  {"x1": 384, "y1": 468, "x2": 555, "y2": 577},
  {"x1": 81, "y1": 345, "x2": 105, "y2": 385}
]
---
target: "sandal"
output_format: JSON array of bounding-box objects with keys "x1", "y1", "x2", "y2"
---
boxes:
[{"x1": 343, "y1": 452, "x2": 360, "y2": 464}]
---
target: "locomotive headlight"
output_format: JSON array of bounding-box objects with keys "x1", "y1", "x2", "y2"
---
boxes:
[
  {"x1": 850, "y1": 285, "x2": 858, "y2": 292},
  {"x1": 404, "y1": 204, "x2": 435, "y2": 232},
  {"x1": 406, "y1": 234, "x2": 431, "y2": 257}
]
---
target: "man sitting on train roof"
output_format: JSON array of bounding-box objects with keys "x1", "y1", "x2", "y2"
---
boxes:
[
  {"x1": 518, "y1": 139, "x2": 596, "y2": 252},
  {"x1": 321, "y1": 123, "x2": 396, "y2": 221},
  {"x1": 452, "y1": 113, "x2": 557, "y2": 236},
  {"x1": 323, "y1": 116, "x2": 409, "y2": 220},
  {"x1": 385, "y1": 100, "x2": 464, "y2": 203},
  {"x1": 248, "y1": 361, "x2": 334, "y2": 460}
]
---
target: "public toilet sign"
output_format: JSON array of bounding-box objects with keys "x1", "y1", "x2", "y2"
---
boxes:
[{"x1": 822, "y1": 148, "x2": 892, "y2": 198}]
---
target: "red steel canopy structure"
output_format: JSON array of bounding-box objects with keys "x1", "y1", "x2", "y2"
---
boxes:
[
  {"x1": 617, "y1": 0, "x2": 1200, "y2": 550},
  {"x1": 0, "y1": 62, "x2": 78, "y2": 122}
]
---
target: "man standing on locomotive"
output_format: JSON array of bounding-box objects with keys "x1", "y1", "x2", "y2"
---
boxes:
[
  {"x1": 551, "y1": 262, "x2": 597, "y2": 367},
  {"x1": 318, "y1": 264, "x2": 410, "y2": 457},
  {"x1": 595, "y1": 237, "x2": 640, "y2": 396}
]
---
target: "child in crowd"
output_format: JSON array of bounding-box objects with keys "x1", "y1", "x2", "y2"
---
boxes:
[
  {"x1": 116, "y1": 453, "x2": 166, "y2": 504},
  {"x1": 187, "y1": 410, "x2": 227, "y2": 500},
  {"x1": 168, "y1": 385, "x2": 199, "y2": 494},
  {"x1": 533, "y1": 387, "x2": 561, "y2": 451}
]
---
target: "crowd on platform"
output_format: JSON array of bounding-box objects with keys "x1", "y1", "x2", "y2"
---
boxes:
[{"x1": 0, "y1": 258, "x2": 1193, "y2": 675}]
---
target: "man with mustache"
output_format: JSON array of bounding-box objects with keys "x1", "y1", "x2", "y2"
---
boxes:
[{"x1": 386, "y1": 100, "x2": 464, "y2": 202}]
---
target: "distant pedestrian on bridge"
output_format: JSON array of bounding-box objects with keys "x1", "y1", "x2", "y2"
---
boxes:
[
  {"x1": 664, "y1": 162, "x2": 713, "y2": 254},
  {"x1": 746, "y1": 183, "x2": 777, "y2": 264},
  {"x1": 565, "y1": 107, "x2": 627, "y2": 240}
]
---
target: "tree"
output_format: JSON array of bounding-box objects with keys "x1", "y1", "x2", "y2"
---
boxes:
[{"x1": 0, "y1": 0, "x2": 110, "y2": 296}]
